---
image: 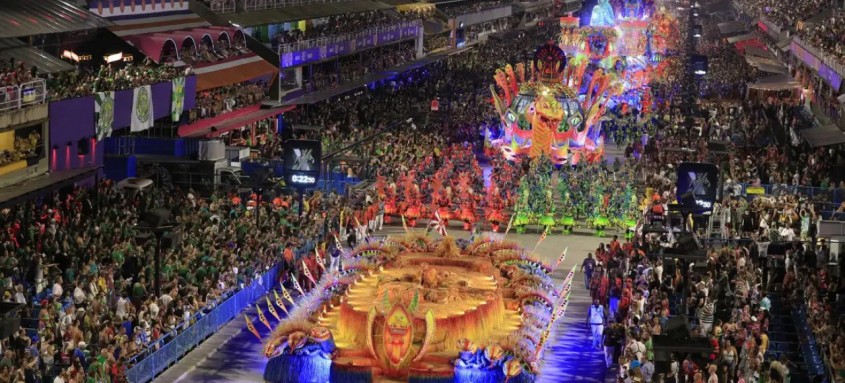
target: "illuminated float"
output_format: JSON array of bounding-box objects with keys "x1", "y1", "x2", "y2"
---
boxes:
[
  {"x1": 488, "y1": 43, "x2": 618, "y2": 165},
  {"x1": 261, "y1": 235, "x2": 576, "y2": 382}
]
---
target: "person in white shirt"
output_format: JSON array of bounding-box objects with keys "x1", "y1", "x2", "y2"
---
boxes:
[
  {"x1": 586, "y1": 299, "x2": 606, "y2": 349},
  {"x1": 13, "y1": 285, "x2": 25, "y2": 305},
  {"x1": 116, "y1": 294, "x2": 129, "y2": 320},
  {"x1": 52, "y1": 277, "x2": 63, "y2": 299},
  {"x1": 654, "y1": 260, "x2": 664, "y2": 286},
  {"x1": 626, "y1": 334, "x2": 646, "y2": 361},
  {"x1": 149, "y1": 299, "x2": 160, "y2": 318},
  {"x1": 73, "y1": 285, "x2": 86, "y2": 305}
]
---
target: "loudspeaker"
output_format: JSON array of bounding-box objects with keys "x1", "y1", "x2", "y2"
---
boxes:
[
  {"x1": 134, "y1": 232, "x2": 153, "y2": 246},
  {"x1": 675, "y1": 233, "x2": 701, "y2": 253},
  {"x1": 77, "y1": 138, "x2": 90, "y2": 156},
  {"x1": 142, "y1": 208, "x2": 172, "y2": 229},
  {"x1": 664, "y1": 316, "x2": 689, "y2": 339},
  {"x1": 162, "y1": 231, "x2": 182, "y2": 249},
  {"x1": 0, "y1": 317, "x2": 20, "y2": 339}
]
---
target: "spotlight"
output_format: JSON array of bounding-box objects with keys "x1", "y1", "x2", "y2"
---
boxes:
[{"x1": 692, "y1": 24, "x2": 702, "y2": 37}]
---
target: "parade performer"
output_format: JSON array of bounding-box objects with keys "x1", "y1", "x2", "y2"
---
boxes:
[
  {"x1": 456, "y1": 173, "x2": 477, "y2": 230},
  {"x1": 485, "y1": 181, "x2": 507, "y2": 232},
  {"x1": 400, "y1": 172, "x2": 422, "y2": 227},
  {"x1": 383, "y1": 183, "x2": 397, "y2": 223}
]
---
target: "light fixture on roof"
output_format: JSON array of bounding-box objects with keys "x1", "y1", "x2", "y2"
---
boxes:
[
  {"x1": 104, "y1": 52, "x2": 123, "y2": 63},
  {"x1": 62, "y1": 50, "x2": 80, "y2": 62}
]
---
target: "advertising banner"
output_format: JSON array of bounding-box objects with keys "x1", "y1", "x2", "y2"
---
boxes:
[
  {"x1": 95, "y1": 91, "x2": 115, "y2": 140},
  {"x1": 131, "y1": 85, "x2": 154, "y2": 132},
  {"x1": 171, "y1": 77, "x2": 186, "y2": 121},
  {"x1": 818, "y1": 63, "x2": 843, "y2": 92}
]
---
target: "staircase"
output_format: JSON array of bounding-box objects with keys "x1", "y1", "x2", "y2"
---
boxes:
[{"x1": 767, "y1": 293, "x2": 822, "y2": 383}]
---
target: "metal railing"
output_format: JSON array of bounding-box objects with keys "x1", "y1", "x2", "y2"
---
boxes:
[
  {"x1": 125, "y1": 264, "x2": 280, "y2": 383},
  {"x1": 793, "y1": 36, "x2": 845, "y2": 80},
  {"x1": 0, "y1": 79, "x2": 47, "y2": 114},
  {"x1": 277, "y1": 20, "x2": 422, "y2": 53},
  {"x1": 242, "y1": 0, "x2": 353, "y2": 11},
  {"x1": 209, "y1": 0, "x2": 236, "y2": 13}
]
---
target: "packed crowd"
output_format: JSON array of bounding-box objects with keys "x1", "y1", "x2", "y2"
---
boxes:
[
  {"x1": 0, "y1": 60, "x2": 38, "y2": 89},
  {"x1": 734, "y1": 0, "x2": 827, "y2": 30},
  {"x1": 440, "y1": 0, "x2": 513, "y2": 16},
  {"x1": 797, "y1": 11, "x2": 845, "y2": 66},
  {"x1": 584, "y1": 231, "x2": 797, "y2": 383},
  {"x1": 46, "y1": 61, "x2": 185, "y2": 101},
  {"x1": 1, "y1": 60, "x2": 40, "y2": 111},
  {"x1": 0, "y1": 176, "x2": 360, "y2": 382},
  {"x1": 304, "y1": 41, "x2": 417, "y2": 91},
  {"x1": 170, "y1": 40, "x2": 249, "y2": 67},
  {"x1": 397, "y1": 5, "x2": 436, "y2": 21},
  {"x1": 272, "y1": 12, "x2": 405, "y2": 49},
  {"x1": 424, "y1": 33, "x2": 451, "y2": 53},
  {"x1": 187, "y1": 81, "x2": 268, "y2": 123}
]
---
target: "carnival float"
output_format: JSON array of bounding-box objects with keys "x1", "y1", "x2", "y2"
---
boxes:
[
  {"x1": 487, "y1": 42, "x2": 615, "y2": 165},
  {"x1": 258, "y1": 235, "x2": 578, "y2": 383}
]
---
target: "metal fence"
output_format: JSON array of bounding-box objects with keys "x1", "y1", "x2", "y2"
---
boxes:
[
  {"x1": 243, "y1": 0, "x2": 354, "y2": 11},
  {"x1": 0, "y1": 79, "x2": 46, "y2": 113},
  {"x1": 126, "y1": 264, "x2": 280, "y2": 383},
  {"x1": 277, "y1": 21, "x2": 422, "y2": 53}
]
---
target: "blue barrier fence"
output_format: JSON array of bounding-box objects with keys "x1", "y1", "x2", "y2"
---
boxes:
[{"x1": 126, "y1": 264, "x2": 280, "y2": 383}]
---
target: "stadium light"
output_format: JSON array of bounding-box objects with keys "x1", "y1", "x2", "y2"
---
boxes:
[
  {"x1": 104, "y1": 52, "x2": 123, "y2": 63},
  {"x1": 62, "y1": 50, "x2": 80, "y2": 62}
]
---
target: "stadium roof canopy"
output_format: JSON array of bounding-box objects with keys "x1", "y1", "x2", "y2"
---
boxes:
[
  {"x1": 717, "y1": 21, "x2": 747, "y2": 36},
  {"x1": 0, "y1": 38, "x2": 73, "y2": 74},
  {"x1": 0, "y1": 0, "x2": 112, "y2": 39}
]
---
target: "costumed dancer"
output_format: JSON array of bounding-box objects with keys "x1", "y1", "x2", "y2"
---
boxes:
[
  {"x1": 401, "y1": 172, "x2": 421, "y2": 227},
  {"x1": 485, "y1": 181, "x2": 506, "y2": 232},
  {"x1": 539, "y1": 187, "x2": 556, "y2": 233},
  {"x1": 383, "y1": 183, "x2": 397, "y2": 224},
  {"x1": 456, "y1": 173, "x2": 476, "y2": 230}
]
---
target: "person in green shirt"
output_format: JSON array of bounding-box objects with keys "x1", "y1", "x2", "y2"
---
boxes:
[{"x1": 132, "y1": 278, "x2": 147, "y2": 301}]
